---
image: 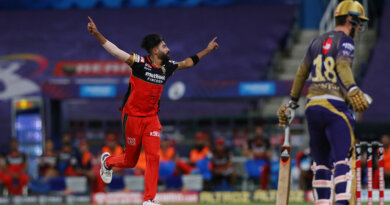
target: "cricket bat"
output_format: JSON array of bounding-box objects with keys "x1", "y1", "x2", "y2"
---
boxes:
[{"x1": 276, "y1": 108, "x2": 295, "y2": 205}]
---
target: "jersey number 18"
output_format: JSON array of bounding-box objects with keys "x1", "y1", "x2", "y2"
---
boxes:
[{"x1": 312, "y1": 54, "x2": 337, "y2": 83}]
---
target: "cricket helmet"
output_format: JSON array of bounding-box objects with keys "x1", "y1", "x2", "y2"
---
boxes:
[{"x1": 334, "y1": 0, "x2": 369, "y2": 21}]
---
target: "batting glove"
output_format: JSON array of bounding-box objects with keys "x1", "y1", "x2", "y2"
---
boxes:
[
  {"x1": 277, "y1": 101, "x2": 298, "y2": 128},
  {"x1": 347, "y1": 88, "x2": 369, "y2": 112}
]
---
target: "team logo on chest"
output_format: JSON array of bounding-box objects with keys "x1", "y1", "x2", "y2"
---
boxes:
[
  {"x1": 144, "y1": 63, "x2": 152, "y2": 70},
  {"x1": 322, "y1": 38, "x2": 332, "y2": 55},
  {"x1": 161, "y1": 65, "x2": 166, "y2": 74}
]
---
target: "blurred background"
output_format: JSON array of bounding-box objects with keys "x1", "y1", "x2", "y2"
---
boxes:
[{"x1": 0, "y1": 0, "x2": 389, "y2": 204}]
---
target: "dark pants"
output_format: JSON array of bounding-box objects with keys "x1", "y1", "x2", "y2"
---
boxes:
[{"x1": 305, "y1": 99, "x2": 355, "y2": 167}]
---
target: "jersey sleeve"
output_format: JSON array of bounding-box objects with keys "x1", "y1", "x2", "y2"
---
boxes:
[
  {"x1": 336, "y1": 36, "x2": 355, "y2": 63},
  {"x1": 290, "y1": 38, "x2": 314, "y2": 101},
  {"x1": 128, "y1": 53, "x2": 145, "y2": 67},
  {"x1": 165, "y1": 60, "x2": 179, "y2": 77},
  {"x1": 335, "y1": 36, "x2": 356, "y2": 91}
]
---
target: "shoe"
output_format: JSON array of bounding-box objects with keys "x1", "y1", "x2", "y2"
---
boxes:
[
  {"x1": 142, "y1": 200, "x2": 161, "y2": 205},
  {"x1": 100, "y1": 152, "x2": 113, "y2": 183}
]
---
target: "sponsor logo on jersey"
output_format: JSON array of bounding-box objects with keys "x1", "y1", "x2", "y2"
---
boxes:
[
  {"x1": 145, "y1": 72, "x2": 166, "y2": 84},
  {"x1": 145, "y1": 63, "x2": 152, "y2": 69},
  {"x1": 342, "y1": 50, "x2": 353, "y2": 57},
  {"x1": 127, "y1": 137, "x2": 136, "y2": 146},
  {"x1": 322, "y1": 38, "x2": 332, "y2": 55},
  {"x1": 134, "y1": 55, "x2": 145, "y2": 63},
  {"x1": 7, "y1": 156, "x2": 24, "y2": 164},
  {"x1": 145, "y1": 72, "x2": 165, "y2": 80},
  {"x1": 169, "y1": 60, "x2": 178, "y2": 65},
  {"x1": 144, "y1": 64, "x2": 152, "y2": 70},
  {"x1": 134, "y1": 55, "x2": 140, "y2": 63},
  {"x1": 150, "y1": 131, "x2": 160, "y2": 137}
]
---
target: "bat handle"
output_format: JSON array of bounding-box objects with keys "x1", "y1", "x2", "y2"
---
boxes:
[
  {"x1": 285, "y1": 108, "x2": 295, "y2": 125},
  {"x1": 282, "y1": 109, "x2": 295, "y2": 146},
  {"x1": 283, "y1": 126, "x2": 290, "y2": 146}
]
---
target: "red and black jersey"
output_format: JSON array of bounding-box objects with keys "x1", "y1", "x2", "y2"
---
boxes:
[
  {"x1": 6, "y1": 152, "x2": 26, "y2": 173},
  {"x1": 122, "y1": 54, "x2": 179, "y2": 116},
  {"x1": 38, "y1": 153, "x2": 57, "y2": 176},
  {"x1": 211, "y1": 149, "x2": 232, "y2": 170}
]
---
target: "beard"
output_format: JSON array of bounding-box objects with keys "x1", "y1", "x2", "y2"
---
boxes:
[{"x1": 158, "y1": 52, "x2": 170, "y2": 63}]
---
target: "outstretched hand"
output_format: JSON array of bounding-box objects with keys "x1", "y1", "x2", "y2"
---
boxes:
[
  {"x1": 87, "y1": 16, "x2": 99, "y2": 36},
  {"x1": 207, "y1": 37, "x2": 219, "y2": 51}
]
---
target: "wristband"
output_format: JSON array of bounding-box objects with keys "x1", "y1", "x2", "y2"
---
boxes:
[{"x1": 190, "y1": 55, "x2": 199, "y2": 65}]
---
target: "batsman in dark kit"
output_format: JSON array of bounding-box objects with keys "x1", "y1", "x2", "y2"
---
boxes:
[{"x1": 278, "y1": 0, "x2": 371, "y2": 204}]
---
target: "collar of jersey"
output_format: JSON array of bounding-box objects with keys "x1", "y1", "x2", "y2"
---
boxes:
[{"x1": 146, "y1": 56, "x2": 161, "y2": 69}]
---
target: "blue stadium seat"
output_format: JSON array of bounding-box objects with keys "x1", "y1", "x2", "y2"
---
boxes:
[
  {"x1": 108, "y1": 175, "x2": 125, "y2": 191},
  {"x1": 49, "y1": 177, "x2": 66, "y2": 192},
  {"x1": 165, "y1": 175, "x2": 183, "y2": 190},
  {"x1": 158, "y1": 161, "x2": 182, "y2": 190},
  {"x1": 195, "y1": 158, "x2": 212, "y2": 180},
  {"x1": 101, "y1": 0, "x2": 122, "y2": 8},
  {"x1": 28, "y1": 178, "x2": 51, "y2": 194},
  {"x1": 245, "y1": 159, "x2": 268, "y2": 178},
  {"x1": 73, "y1": 0, "x2": 99, "y2": 9},
  {"x1": 270, "y1": 158, "x2": 297, "y2": 189},
  {"x1": 126, "y1": 0, "x2": 149, "y2": 7},
  {"x1": 158, "y1": 161, "x2": 176, "y2": 181},
  {"x1": 49, "y1": 0, "x2": 73, "y2": 9},
  {"x1": 270, "y1": 159, "x2": 280, "y2": 189},
  {"x1": 20, "y1": 0, "x2": 50, "y2": 9}
]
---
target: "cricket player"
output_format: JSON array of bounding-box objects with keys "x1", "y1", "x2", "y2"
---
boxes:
[
  {"x1": 87, "y1": 17, "x2": 218, "y2": 205},
  {"x1": 277, "y1": 1, "x2": 371, "y2": 204}
]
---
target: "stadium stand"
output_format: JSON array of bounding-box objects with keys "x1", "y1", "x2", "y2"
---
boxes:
[
  {"x1": 0, "y1": 5, "x2": 296, "y2": 120},
  {"x1": 362, "y1": 3, "x2": 390, "y2": 122}
]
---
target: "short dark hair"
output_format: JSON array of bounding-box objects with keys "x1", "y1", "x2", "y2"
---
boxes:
[
  {"x1": 141, "y1": 34, "x2": 164, "y2": 53},
  {"x1": 335, "y1": 15, "x2": 348, "y2": 26}
]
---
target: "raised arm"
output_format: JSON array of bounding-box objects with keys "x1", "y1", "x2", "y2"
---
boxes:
[
  {"x1": 177, "y1": 37, "x2": 219, "y2": 70},
  {"x1": 87, "y1": 16, "x2": 134, "y2": 65}
]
